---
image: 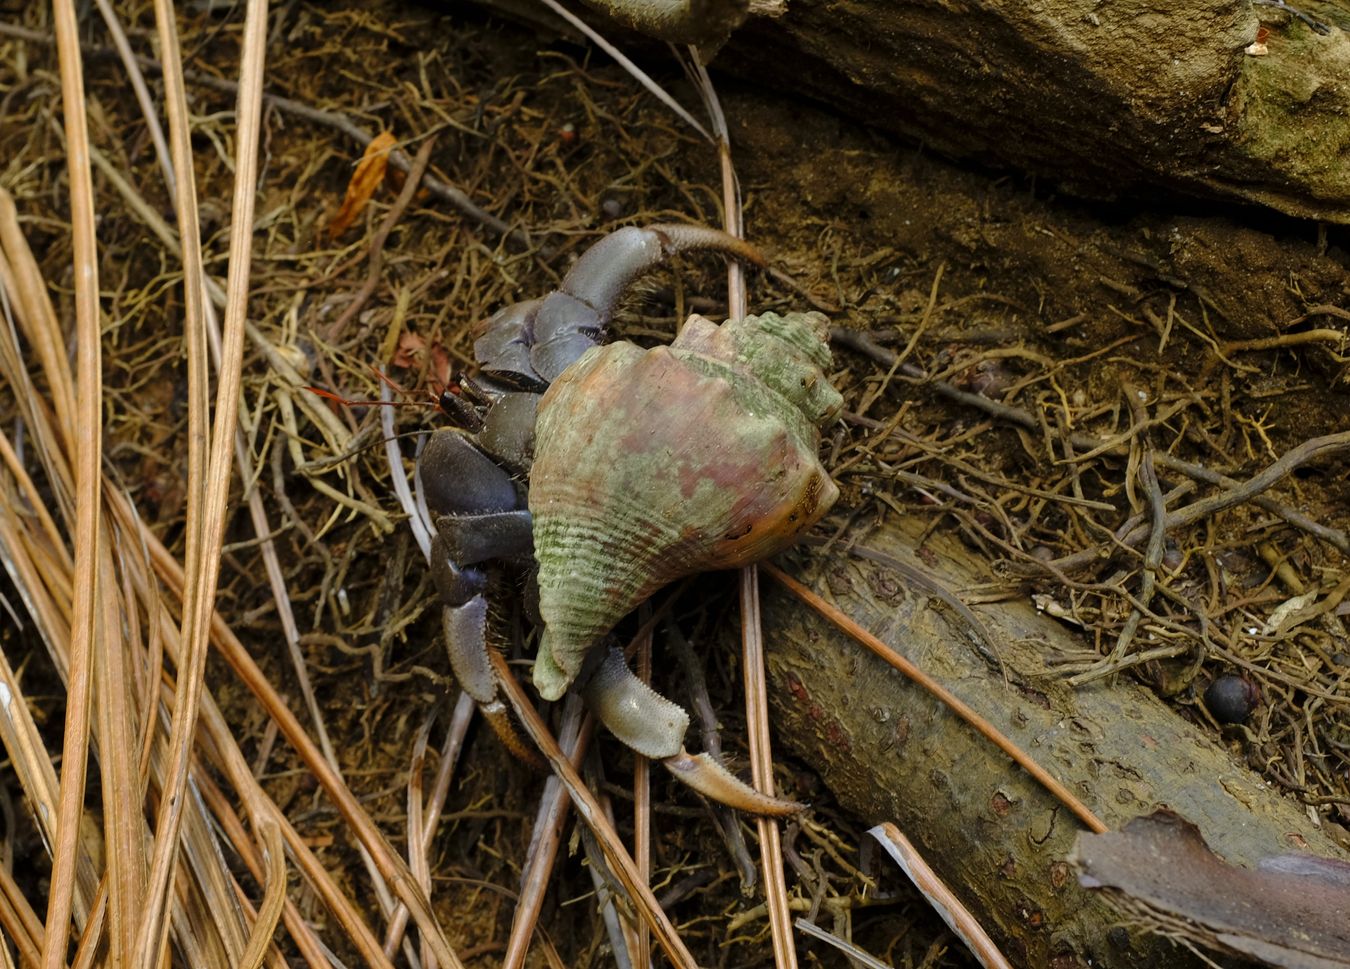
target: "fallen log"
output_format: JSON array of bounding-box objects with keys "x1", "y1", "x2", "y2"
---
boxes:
[
  {"x1": 724, "y1": 0, "x2": 1350, "y2": 221},
  {"x1": 471, "y1": 0, "x2": 1350, "y2": 222},
  {"x1": 758, "y1": 520, "x2": 1349, "y2": 968}
]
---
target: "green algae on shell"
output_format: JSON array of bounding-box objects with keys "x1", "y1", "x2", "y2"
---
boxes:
[{"x1": 528, "y1": 311, "x2": 842, "y2": 701}]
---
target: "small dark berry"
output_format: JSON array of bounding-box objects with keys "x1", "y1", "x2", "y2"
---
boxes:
[{"x1": 1204, "y1": 674, "x2": 1259, "y2": 725}]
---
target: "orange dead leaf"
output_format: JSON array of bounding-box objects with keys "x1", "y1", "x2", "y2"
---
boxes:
[
  {"x1": 429, "y1": 341, "x2": 452, "y2": 388},
  {"x1": 391, "y1": 330, "x2": 427, "y2": 369},
  {"x1": 328, "y1": 131, "x2": 397, "y2": 241},
  {"x1": 391, "y1": 330, "x2": 452, "y2": 388}
]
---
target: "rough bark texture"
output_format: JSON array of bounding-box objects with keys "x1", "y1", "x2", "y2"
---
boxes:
[
  {"x1": 758, "y1": 520, "x2": 1349, "y2": 968},
  {"x1": 483, "y1": 0, "x2": 1350, "y2": 221},
  {"x1": 723, "y1": 0, "x2": 1350, "y2": 220}
]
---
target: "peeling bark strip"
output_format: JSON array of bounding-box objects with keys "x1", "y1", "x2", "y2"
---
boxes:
[
  {"x1": 758, "y1": 520, "x2": 1348, "y2": 969},
  {"x1": 1073, "y1": 811, "x2": 1350, "y2": 968}
]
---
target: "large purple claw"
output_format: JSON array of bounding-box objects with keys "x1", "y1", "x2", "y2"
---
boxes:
[
  {"x1": 471, "y1": 224, "x2": 766, "y2": 388},
  {"x1": 418, "y1": 429, "x2": 518, "y2": 517},
  {"x1": 553, "y1": 224, "x2": 765, "y2": 329}
]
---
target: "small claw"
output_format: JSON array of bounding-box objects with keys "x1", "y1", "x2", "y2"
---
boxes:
[
  {"x1": 475, "y1": 299, "x2": 546, "y2": 389},
  {"x1": 478, "y1": 392, "x2": 538, "y2": 473},
  {"x1": 442, "y1": 595, "x2": 497, "y2": 705},
  {"x1": 444, "y1": 597, "x2": 547, "y2": 770},
  {"x1": 662, "y1": 749, "x2": 805, "y2": 817},
  {"x1": 429, "y1": 539, "x2": 487, "y2": 606}
]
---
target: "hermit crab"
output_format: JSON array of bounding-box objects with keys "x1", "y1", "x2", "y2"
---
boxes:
[{"x1": 416, "y1": 224, "x2": 842, "y2": 814}]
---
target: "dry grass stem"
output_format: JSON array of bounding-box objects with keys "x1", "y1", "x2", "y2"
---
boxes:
[
  {"x1": 502, "y1": 696, "x2": 593, "y2": 969},
  {"x1": 695, "y1": 56, "x2": 800, "y2": 968},
  {"x1": 867, "y1": 824, "x2": 1013, "y2": 969},
  {"x1": 632, "y1": 624, "x2": 654, "y2": 969},
  {"x1": 741, "y1": 565, "x2": 800, "y2": 969},
  {"x1": 132, "y1": 0, "x2": 270, "y2": 961},
  {"x1": 488, "y1": 649, "x2": 700, "y2": 969},
  {"x1": 537, "y1": 0, "x2": 713, "y2": 142},
  {"x1": 41, "y1": 3, "x2": 104, "y2": 966}
]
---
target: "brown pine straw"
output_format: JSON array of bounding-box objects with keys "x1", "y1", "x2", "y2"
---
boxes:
[
  {"x1": 692, "y1": 49, "x2": 801, "y2": 968},
  {"x1": 632, "y1": 624, "x2": 654, "y2": 969},
  {"x1": 191, "y1": 767, "x2": 331, "y2": 969},
  {"x1": 501, "y1": 697, "x2": 594, "y2": 969},
  {"x1": 41, "y1": 4, "x2": 103, "y2": 969},
  {"x1": 131, "y1": 0, "x2": 268, "y2": 961},
  {"x1": 741, "y1": 565, "x2": 799, "y2": 968},
  {"x1": 0, "y1": 863, "x2": 43, "y2": 966},
  {"x1": 383, "y1": 692, "x2": 477, "y2": 960},
  {"x1": 110, "y1": 0, "x2": 404, "y2": 923},
  {"x1": 487, "y1": 649, "x2": 702, "y2": 969},
  {"x1": 868, "y1": 824, "x2": 1014, "y2": 968},
  {"x1": 762, "y1": 563, "x2": 1109, "y2": 834},
  {"x1": 236, "y1": 819, "x2": 288, "y2": 969},
  {"x1": 134, "y1": 521, "x2": 465, "y2": 969}
]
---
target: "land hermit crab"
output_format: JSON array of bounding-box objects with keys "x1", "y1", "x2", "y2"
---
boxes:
[{"x1": 417, "y1": 224, "x2": 842, "y2": 814}]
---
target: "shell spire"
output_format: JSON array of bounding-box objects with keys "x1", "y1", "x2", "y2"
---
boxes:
[{"x1": 528, "y1": 311, "x2": 842, "y2": 700}]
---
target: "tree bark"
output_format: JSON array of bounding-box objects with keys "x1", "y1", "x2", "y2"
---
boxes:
[
  {"x1": 721, "y1": 0, "x2": 1350, "y2": 221},
  {"x1": 476, "y1": 0, "x2": 1350, "y2": 222},
  {"x1": 758, "y1": 520, "x2": 1348, "y2": 968}
]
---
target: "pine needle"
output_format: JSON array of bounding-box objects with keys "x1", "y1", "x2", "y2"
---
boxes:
[{"x1": 41, "y1": 3, "x2": 104, "y2": 965}]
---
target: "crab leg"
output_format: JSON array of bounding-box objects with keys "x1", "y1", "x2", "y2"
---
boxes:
[
  {"x1": 435, "y1": 511, "x2": 533, "y2": 565},
  {"x1": 418, "y1": 429, "x2": 542, "y2": 764},
  {"x1": 582, "y1": 647, "x2": 803, "y2": 816},
  {"x1": 546, "y1": 223, "x2": 766, "y2": 335},
  {"x1": 475, "y1": 224, "x2": 768, "y2": 386}
]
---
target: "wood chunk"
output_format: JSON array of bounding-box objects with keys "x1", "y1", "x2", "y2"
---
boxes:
[{"x1": 758, "y1": 519, "x2": 1349, "y2": 968}]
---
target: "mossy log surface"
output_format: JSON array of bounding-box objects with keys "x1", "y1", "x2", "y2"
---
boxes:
[
  {"x1": 759, "y1": 520, "x2": 1348, "y2": 968},
  {"x1": 725, "y1": 0, "x2": 1350, "y2": 221},
  {"x1": 478, "y1": 0, "x2": 1350, "y2": 221}
]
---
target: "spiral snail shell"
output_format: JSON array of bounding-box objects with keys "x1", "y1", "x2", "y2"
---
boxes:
[{"x1": 527, "y1": 310, "x2": 842, "y2": 700}]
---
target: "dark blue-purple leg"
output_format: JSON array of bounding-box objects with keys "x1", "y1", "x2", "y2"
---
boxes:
[
  {"x1": 473, "y1": 298, "x2": 546, "y2": 390},
  {"x1": 417, "y1": 428, "x2": 542, "y2": 763}
]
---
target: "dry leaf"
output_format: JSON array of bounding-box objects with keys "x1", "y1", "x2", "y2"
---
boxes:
[
  {"x1": 391, "y1": 330, "x2": 451, "y2": 388},
  {"x1": 391, "y1": 330, "x2": 426, "y2": 370},
  {"x1": 1072, "y1": 811, "x2": 1350, "y2": 969},
  {"x1": 328, "y1": 131, "x2": 397, "y2": 241}
]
